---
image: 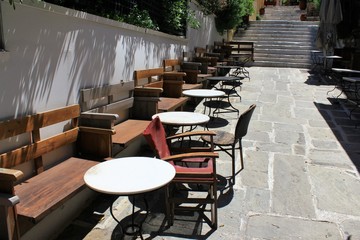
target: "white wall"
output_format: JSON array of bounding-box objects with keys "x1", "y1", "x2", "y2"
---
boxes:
[
  {"x1": 0, "y1": 1, "x2": 222, "y2": 238},
  {"x1": 0, "y1": 0, "x2": 221, "y2": 119}
]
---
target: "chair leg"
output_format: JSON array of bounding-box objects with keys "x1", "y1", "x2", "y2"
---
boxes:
[
  {"x1": 231, "y1": 143, "x2": 236, "y2": 185},
  {"x1": 211, "y1": 180, "x2": 218, "y2": 229},
  {"x1": 239, "y1": 141, "x2": 244, "y2": 172},
  {"x1": 165, "y1": 184, "x2": 172, "y2": 227}
]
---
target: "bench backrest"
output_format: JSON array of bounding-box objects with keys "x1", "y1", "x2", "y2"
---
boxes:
[
  {"x1": 224, "y1": 41, "x2": 254, "y2": 61},
  {"x1": 134, "y1": 68, "x2": 164, "y2": 87},
  {"x1": 0, "y1": 105, "x2": 80, "y2": 176},
  {"x1": 80, "y1": 81, "x2": 134, "y2": 124},
  {"x1": 163, "y1": 59, "x2": 182, "y2": 72}
]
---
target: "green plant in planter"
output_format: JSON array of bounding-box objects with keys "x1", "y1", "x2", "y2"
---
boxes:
[
  {"x1": 215, "y1": 0, "x2": 244, "y2": 35},
  {"x1": 161, "y1": 0, "x2": 200, "y2": 36},
  {"x1": 124, "y1": 4, "x2": 159, "y2": 30},
  {"x1": 163, "y1": 0, "x2": 187, "y2": 32}
]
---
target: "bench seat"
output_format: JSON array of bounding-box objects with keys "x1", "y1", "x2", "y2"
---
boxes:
[
  {"x1": 15, "y1": 157, "x2": 98, "y2": 224},
  {"x1": 158, "y1": 96, "x2": 189, "y2": 112},
  {"x1": 112, "y1": 119, "x2": 151, "y2": 146}
]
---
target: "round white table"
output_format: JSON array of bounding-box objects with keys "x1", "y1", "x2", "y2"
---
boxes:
[
  {"x1": 183, "y1": 89, "x2": 226, "y2": 117},
  {"x1": 152, "y1": 111, "x2": 210, "y2": 126},
  {"x1": 84, "y1": 157, "x2": 175, "y2": 238},
  {"x1": 182, "y1": 89, "x2": 225, "y2": 99}
]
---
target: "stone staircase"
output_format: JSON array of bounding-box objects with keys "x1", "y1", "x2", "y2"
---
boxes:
[{"x1": 234, "y1": 6, "x2": 319, "y2": 69}]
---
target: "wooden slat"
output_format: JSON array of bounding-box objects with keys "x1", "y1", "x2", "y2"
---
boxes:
[
  {"x1": 80, "y1": 81, "x2": 134, "y2": 103},
  {"x1": 87, "y1": 97, "x2": 134, "y2": 114},
  {"x1": 112, "y1": 119, "x2": 151, "y2": 146},
  {"x1": 0, "y1": 128, "x2": 78, "y2": 168},
  {"x1": 15, "y1": 157, "x2": 98, "y2": 223},
  {"x1": 134, "y1": 68, "x2": 164, "y2": 86},
  {"x1": 163, "y1": 59, "x2": 181, "y2": 71}
]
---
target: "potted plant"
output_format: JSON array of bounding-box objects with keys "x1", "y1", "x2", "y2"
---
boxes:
[
  {"x1": 215, "y1": 0, "x2": 243, "y2": 36},
  {"x1": 299, "y1": 0, "x2": 307, "y2": 10},
  {"x1": 260, "y1": 7, "x2": 265, "y2": 15}
]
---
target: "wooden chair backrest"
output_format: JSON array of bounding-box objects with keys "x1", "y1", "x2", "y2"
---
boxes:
[
  {"x1": 134, "y1": 68, "x2": 164, "y2": 87},
  {"x1": 0, "y1": 105, "x2": 80, "y2": 174},
  {"x1": 194, "y1": 47, "x2": 207, "y2": 57},
  {"x1": 163, "y1": 59, "x2": 182, "y2": 72}
]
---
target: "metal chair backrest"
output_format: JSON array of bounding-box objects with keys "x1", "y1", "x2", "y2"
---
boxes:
[{"x1": 234, "y1": 104, "x2": 256, "y2": 141}]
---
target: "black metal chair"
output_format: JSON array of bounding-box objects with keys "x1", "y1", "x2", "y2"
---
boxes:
[{"x1": 202, "y1": 104, "x2": 256, "y2": 185}]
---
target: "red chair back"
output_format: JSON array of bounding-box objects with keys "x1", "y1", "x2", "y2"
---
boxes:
[{"x1": 143, "y1": 116, "x2": 171, "y2": 159}]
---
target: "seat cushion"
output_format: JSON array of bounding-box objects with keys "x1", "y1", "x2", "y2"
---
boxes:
[{"x1": 202, "y1": 130, "x2": 235, "y2": 146}]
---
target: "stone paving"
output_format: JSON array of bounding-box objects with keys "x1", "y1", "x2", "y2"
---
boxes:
[{"x1": 58, "y1": 67, "x2": 360, "y2": 240}]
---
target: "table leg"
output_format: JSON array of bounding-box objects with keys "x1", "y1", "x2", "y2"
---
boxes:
[
  {"x1": 213, "y1": 81, "x2": 240, "y2": 115},
  {"x1": 110, "y1": 194, "x2": 148, "y2": 239}
]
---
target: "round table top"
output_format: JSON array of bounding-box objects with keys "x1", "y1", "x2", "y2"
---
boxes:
[
  {"x1": 343, "y1": 77, "x2": 360, "y2": 83},
  {"x1": 332, "y1": 68, "x2": 360, "y2": 74},
  {"x1": 319, "y1": 55, "x2": 342, "y2": 59},
  {"x1": 152, "y1": 111, "x2": 210, "y2": 126},
  {"x1": 84, "y1": 157, "x2": 175, "y2": 195},
  {"x1": 207, "y1": 76, "x2": 242, "y2": 81},
  {"x1": 182, "y1": 89, "x2": 225, "y2": 98}
]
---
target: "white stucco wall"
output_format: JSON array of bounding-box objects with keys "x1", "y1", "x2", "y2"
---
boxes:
[
  {"x1": 0, "y1": 0, "x2": 222, "y2": 119},
  {"x1": 0, "y1": 1, "x2": 222, "y2": 239}
]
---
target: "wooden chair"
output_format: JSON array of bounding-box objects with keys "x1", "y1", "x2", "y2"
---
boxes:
[
  {"x1": 202, "y1": 104, "x2": 256, "y2": 185},
  {"x1": 143, "y1": 117, "x2": 219, "y2": 229}
]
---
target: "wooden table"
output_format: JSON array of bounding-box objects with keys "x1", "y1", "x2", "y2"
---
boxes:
[{"x1": 84, "y1": 157, "x2": 175, "y2": 238}]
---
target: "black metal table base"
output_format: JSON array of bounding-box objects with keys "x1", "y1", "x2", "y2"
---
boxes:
[{"x1": 110, "y1": 194, "x2": 148, "y2": 240}]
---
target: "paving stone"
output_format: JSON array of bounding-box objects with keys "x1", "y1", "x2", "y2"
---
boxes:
[
  {"x1": 311, "y1": 139, "x2": 341, "y2": 150},
  {"x1": 245, "y1": 131, "x2": 271, "y2": 143},
  {"x1": 275, "y1": 131, "x2": 305, "y2": 145},
  {"x1": 341, "y1": 219, "x2": 360, "y2": 240},
  {"x1": 294, "y1": 107, "x2": 325, "y2": 120},
  {"x1": 293, "y1": 144, "x2": 306, "y2": 156},
  {"x1": 307, "y1": 126, "x2": 339, "y2": 140},
  {"x1": 255, "y1": 142, "x2": 293, "y2": 154},
  {"x1": 308, "y1": 149, "x2": 355, "y2": 169},
  {"x1": 246, "y1": 215, "x2": 342, "y2": 239},
  {"x1": 249, "y1": 120, "x2": 273, "y2": 132},
  {"x1": 272, "y1": 154, "x2": 316, "y2": 218},
  {"x1": 309, "y1": 119, "x2": 336, "y2": 128},
  {"x1": 274, "y1": 122, "x2": 304, "y2": 132},
  {"x1": 242, "y1": 188, "x2": 270, "y2": 213},
  {"x1": 308, "y1": 165, "x2": 360, "y2": 216}
]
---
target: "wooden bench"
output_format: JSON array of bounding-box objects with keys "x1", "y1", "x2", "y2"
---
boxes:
[
  {"x1": 163, "y1": 59, "x2": 203, "y2": 91},
  {"x1": 0, "y1": 105, "x2": 99, "y2": 239},
  {"x1": 79, "y1": 81, "x2": 151, "y2": 158},
  {"x1": 224, "y1": 41, "x2": 254, "y2": 62},
  {"x1": 133, "y1": 67, "x2": 188, "y2": 119}
]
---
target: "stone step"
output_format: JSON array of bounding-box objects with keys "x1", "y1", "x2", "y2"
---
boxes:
[
  {"x1": 234, "y1": 36, "x2": 316, "y2": 43},
  {"x1": 250, "y1": 20, "x2": 319, "y2": 25},
  {"x1": 255, "y1": 43, "x2": 316, "y2": 50},
  {"x1": 237, "y1": 33, "x2": 316, "y2": 39},
  {"x1": 251, "y1": 60, "x2": 311, "y2": 68},
  {"x1": 254, "y1": 53, "x2": 312, "y2": 62},
  {"x1": 255, "y1": 48, "x2": 315, "y2": 56},
  {"x1": 234, "y1": 10, "x2": 318, "y2": 69},
  {"x1": 237, "y1": 27, "x2": 317, "y2": 35}
]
